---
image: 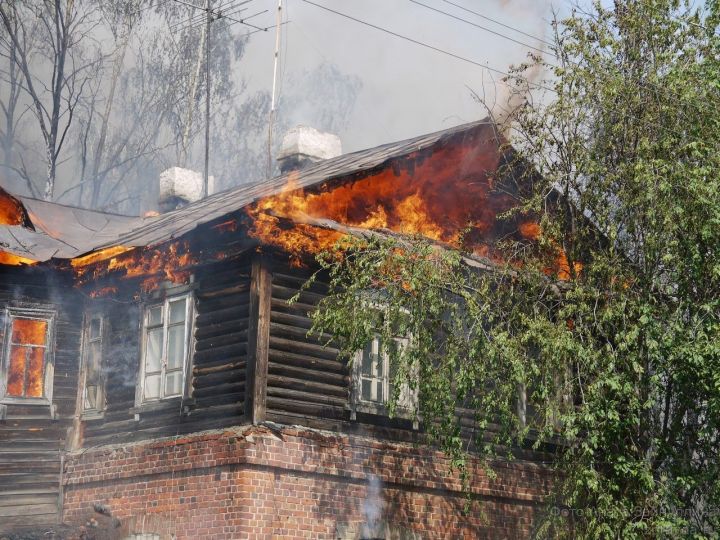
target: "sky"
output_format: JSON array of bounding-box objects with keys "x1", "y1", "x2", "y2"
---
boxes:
[{"x1": 228, "y1": 0, "x2": 564, "y2": 153}]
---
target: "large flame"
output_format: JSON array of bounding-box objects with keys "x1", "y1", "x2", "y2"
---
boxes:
[
  {"x1": 7, "y1": 318, "x2": 47, "y2": 398},
  {"x1": 74, "y1": 241, "x2": 197, "y2": 293},
  {"x1": 0, "y1": 188, "x2": 28, "y2": 226},
  {"x1": 247, "y1": 129, "x2": 528, "y2": 263},
  {"x1": 247, "y1": 129, "x2": 580, "y2": 279}
]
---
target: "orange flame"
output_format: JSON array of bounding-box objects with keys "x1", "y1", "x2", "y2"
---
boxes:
[
  {"x1": 247, "y1": 130, "x2": 531, "y2": 265},
  {"x1": 71, "y1": 246, "x2": 133, "y2": 268},
  {"x1": 74, "y1": 240, "x2": 197, "y2": 294},
  {"x1": 0, "y1": 188, "x2": 28, "y2": 226},
  {"x1": 7, "y1": 318, "x2": 47, "y2": 398},
  {"x1": 0, "y1": 252, "x2": 36, "y2": 266},
  {"x1": 246, "y1": 129, "x2": 581, "y2": 280}
]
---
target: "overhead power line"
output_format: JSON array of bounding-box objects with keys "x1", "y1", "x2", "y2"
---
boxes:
[
  {"x1": 298, "y1": 0, "x2": 555, "y2": 93},
  {"x1": 439, "y1": 0, "x2": 554, "y2": 48},
  {"x1": 408, "y1": 0, "x2": 553, "y2": 59}
]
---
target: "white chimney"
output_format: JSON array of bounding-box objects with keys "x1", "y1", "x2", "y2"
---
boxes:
[
  {"x1": 158, "y1": 167, "x2": 215, "y2": 212},
  {"x1": 277, "y1": 125, "x2": 342, "y2": 174}
]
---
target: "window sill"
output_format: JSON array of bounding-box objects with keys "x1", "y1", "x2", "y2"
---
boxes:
[
  {"x1": 80, "y1": 410, "x2": 105, "y2": 421},
  {"x1": 350, "y1": 402, "x2": 419, "y2": 428},
  {"x1": 0, "y1": 401, "x2": 57, "y2": 421},
  {"x1": 0, "y1": 397, "x2": 52, "y2": 406},
  {"x1": 129, "y1": 397, "x2": 195, "y2": 419}
]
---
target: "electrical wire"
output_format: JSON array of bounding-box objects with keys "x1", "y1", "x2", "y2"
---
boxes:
[
  {"x1": 298, "y1": 0, "x2": 555, "y2": 93},
  {"x1": 408, "y1": 0, "x2": 554, "y2": 59},
  {"x1": 439, "y1": 0, "x2": 554, "y2": 48}
]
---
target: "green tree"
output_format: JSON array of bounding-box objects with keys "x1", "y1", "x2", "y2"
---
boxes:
[{"x1": 306, "y1": 1, "x2": 720, "y2": 537}]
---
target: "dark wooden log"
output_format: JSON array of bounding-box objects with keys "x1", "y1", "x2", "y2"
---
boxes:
[
  {"x1": 194, "y1": 360, "x2": 246, "y2": 377},
  {"x1": 194, "y1": 330, "x2": 248, "y2": 351},
  {"x1": 268, "y1": 335, "x2": 339, "y2": 361},
  {"x1": 193, "y1": 342, "x2": 247, "y2": 363},
  {"x1": 196, "y1": 291, "x2": 250, "y2": 312},
  {"x1": 195, "y1": 318, "x2": 249, "y2": 340},
  {"x1": 266, "y1": 386, "x2": 347, "y2": 407},
  {"x1": 268, "y1": 361, "x2": 349, "y2": 387},
  {"x1": 194, "y1": 381, "x2": 245, "y2": 399},
  {"x1": 195, "y1": 303, "x2": 250, "y2": 327},
  {"x1": 245, "y1": 254, "x2": 272, "y2": 424},
  {"x1": 268, "y1": 348, "x2": 347, "y2": 374},
  {"x1": 266, "y1": 374, "x2": 348, "y2": 399},
  {"x1": 193, "y1": 367, "x2": 246, "y2": 389}
]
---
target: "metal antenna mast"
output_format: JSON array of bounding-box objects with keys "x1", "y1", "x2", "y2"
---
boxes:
[
  {"x1": 204, "y1": 0, "x2": 211, "y2": 197},
  {"x1": 266, "y1": 0, "x2": 282, "y2": 177}
]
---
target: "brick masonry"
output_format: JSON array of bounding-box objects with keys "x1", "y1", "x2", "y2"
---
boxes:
[{"x1": 62, "y1": 425, "x2": 553, "y2": 539}]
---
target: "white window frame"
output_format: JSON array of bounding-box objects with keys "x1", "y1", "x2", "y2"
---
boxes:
[
  {"x1": 351, "y1": 333, "x2": 418, "y2": 421},
  {"x1": 136, "y1": 293, "x2": 193, "y2": 405},
  {"x1": 80, "y1": 313, "x2": 105, "y2": 418},
  {"x1": 0, "y1": 307, "x2": 55, "y2": 405}
]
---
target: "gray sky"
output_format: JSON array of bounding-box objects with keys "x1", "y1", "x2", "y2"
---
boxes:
[{"x1": 232, "y1": 0, "x2": 563, "y2": 153}]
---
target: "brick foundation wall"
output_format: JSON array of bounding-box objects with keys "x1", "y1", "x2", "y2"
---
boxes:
[{"x1": 62, "y1": 425, "x2": 553, "y2": 539}]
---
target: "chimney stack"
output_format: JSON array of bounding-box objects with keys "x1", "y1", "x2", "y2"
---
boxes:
[
  {"x1": 277, "y1": 125, "x2": 342, "y2": 174},
  {"x1": 158, "y1": 167, "x2": 215, "y2": 213}
]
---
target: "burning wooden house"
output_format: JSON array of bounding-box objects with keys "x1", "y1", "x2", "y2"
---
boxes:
[{"x1": 0, "y1": 120, "x2": 554, "y2": 538}]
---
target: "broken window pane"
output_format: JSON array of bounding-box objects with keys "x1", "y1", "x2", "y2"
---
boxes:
[
  {"x1": 164, "y1": 371, "x2": 183, "y2": 396},
  {"x1": 89, "y1": 317, "x2": 102, "y2": 340},
  {"x1": 145, "y1": 329, "x2": 162, "y2": 373},
  {"x1": 84, "y1": 384, "x2": 98, "y2": 410},
  {"x1": 26, "y1": 348, "x2": 44, "y2": 398},
  {"x1": 168, "y1": 299, "x2": 186, "y2": 325},
  {"x1": 361, "y1": 342, "x2": 373, "y2": 376},
  {"x1": 7, "y1": 346, "x2": 27, "y2": 396},
  {"x1": 166, "y1": 325, "x2": 185, "y2": 370},
  {"x1": 11, "y1": 318, "x2": 47, "y2": 346},
  {"x1": 144, "y1": 374, "x2": 161, "y2": 400},
  {"x1": 148, "y1": 306, "x2": 162, "y2": 326}
]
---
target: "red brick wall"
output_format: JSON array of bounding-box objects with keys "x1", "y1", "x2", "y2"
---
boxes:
[{"x1": 62, "y1": 426, "x2": 552, "y2": 539}]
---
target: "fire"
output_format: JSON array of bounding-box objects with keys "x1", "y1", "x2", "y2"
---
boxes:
[
  {"x1": 0, "y1": 187, "x2": 28, "y2": 226},
  {"x1": 247, "y1": 130, "x2": 521, "y2": 261},
  {"x1": 245, "y1": 127, "x2": 583, "y2": 280},
  {"x1": 0, "y1": 252, "x2": 36, "y2": 266},
  {"x1": 8, "y1": 318, "x2": 47, "y2": 398},
  {"x1": 71, "y1": 246, "x2": 133, "y2": 268},
  {"x1": 74, "y1": 240, "x2": 197, "y2": 294}
]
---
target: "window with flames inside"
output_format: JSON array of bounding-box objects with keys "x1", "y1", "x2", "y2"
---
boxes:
[{"x1": 2, "y1": 311, "x2": 53, "y2": 402}]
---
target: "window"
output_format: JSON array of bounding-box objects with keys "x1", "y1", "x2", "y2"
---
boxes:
[
  {"x1": 1, "y1": 309, "x2": 54, "y2": 403},
  {"x1": 138, "y1": 294, "x2": 192, "y2": 403},
  {"x1": 352, "y1": 334, "x2": 417, "y2": 417},
  {"x1": 81, "y1": 314, "x2": 105, "y2": 415}
]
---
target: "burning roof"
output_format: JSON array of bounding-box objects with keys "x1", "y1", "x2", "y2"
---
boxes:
[{"x1": 0, "y1": 119, "x2": 547, "y2": 276}]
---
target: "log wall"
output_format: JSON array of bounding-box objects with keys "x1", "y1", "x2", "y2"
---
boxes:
[
  {"x1": 0, "y1": 267, "x2": 81, "y2": 531},
  {"x1": 82, "y1": 257, "x2": 251, "y2": 448}
]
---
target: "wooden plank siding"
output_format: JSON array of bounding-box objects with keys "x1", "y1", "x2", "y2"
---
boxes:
[
  {"x1": 263, "y1": 261, "x2": 353, "y2": 426},
  {"x1": 0, "y1": 267, "x2": 81, "y2": 530},
  {"x1": 81, "y1": 256, "x2": 252, "y2": 448}
]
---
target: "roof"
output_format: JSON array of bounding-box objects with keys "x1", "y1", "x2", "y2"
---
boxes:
[{"x1": 0, "y1": 118, "x2": 495, "y2": 262}]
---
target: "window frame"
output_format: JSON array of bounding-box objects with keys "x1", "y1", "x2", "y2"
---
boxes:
[
  {"x1": 350, "y1": 331, "x2": 418, "y2": 422},
  {"x1": 136, "y1": 292, "x2": 194, "y2": 406},
  {"x1": 0, "y1": 306, "x2": 55, "y2": 405},
  {"x1": 80, "y1": 312, "x2": 106, "y2": 419}
]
